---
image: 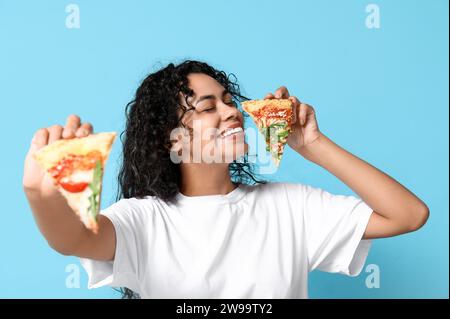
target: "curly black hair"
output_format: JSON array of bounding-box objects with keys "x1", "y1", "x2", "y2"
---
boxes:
[{"x1": 115, "y1": 60, "x2": 265, "y2": 299}]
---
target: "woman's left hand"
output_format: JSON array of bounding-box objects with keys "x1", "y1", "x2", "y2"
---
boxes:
[{"x1": 264, "y1": 86, "x2": 322, "y2": 153}]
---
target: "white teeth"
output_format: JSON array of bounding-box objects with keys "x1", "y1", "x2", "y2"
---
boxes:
[{"x1": 222, "y1": 127, "x2": 243, "y2": 138}]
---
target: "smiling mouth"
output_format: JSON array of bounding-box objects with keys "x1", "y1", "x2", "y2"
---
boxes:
[{"x1": 221, "y1": 127, "x2": 244, "y2": 138}]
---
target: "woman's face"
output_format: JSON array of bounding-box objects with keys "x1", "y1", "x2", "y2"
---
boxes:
[{"x1": 172, "y1": 73, "x2": 248, "y2": 164}]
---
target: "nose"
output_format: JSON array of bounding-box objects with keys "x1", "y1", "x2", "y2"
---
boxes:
[{"x1": 221, "y1": 102, "x2": 241, "y2": 123}]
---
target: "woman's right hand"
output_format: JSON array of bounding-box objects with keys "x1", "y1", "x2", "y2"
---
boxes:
[{"x1": 23, "y1": 114, "x2": 94, "y2": 199}]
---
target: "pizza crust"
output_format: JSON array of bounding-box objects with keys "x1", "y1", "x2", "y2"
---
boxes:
[
  {"x1": 241, "y1": 99, "x2": 293, "y2": 113},
  {"x1": 34, "y1": 132, "x2": 116, "y2": 170}
]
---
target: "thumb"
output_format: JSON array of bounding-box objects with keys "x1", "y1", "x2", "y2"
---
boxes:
[
  {"x1": 23, "y1": 129, "x2": 50, "y2": 189},
  {"x1": 288, "y1": 96, "x2": 298, "y2": 125}
]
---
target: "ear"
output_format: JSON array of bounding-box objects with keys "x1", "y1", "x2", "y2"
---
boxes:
[
  {"x1": 169, "y1": 139, "x2": 183, "y2": 156},
  {"x1": 167, "y1": 126, "x2": 190, "y2": 155}
]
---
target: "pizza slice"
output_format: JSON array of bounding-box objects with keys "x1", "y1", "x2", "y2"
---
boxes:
[
  {"x1": 242, "y1": 99, "x2": 294, "y2": 167},
  {"x1": 34, "y1": 132, "x2": 116, "y2": 234}
]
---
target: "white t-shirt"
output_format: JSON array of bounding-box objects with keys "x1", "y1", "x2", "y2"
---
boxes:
[{"x1": 80, "y1": 182, "x2": 373, "y2": 298}]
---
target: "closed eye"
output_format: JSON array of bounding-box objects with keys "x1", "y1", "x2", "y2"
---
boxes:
[
  {"x1": 202, "y1": 106, "x2": 216, "y2": 112},
  {"x1": 199, "y1": 100, "x2": 236, "y2": 112}
]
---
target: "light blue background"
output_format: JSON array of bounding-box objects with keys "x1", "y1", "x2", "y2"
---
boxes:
[{"x1": 0, "y1": 0, "x2": 448, "y2": 298}]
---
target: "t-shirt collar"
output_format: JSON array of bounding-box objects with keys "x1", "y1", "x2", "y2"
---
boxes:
[{"x1": 175, "y1": 183, "x2": 246, "y2": 205}]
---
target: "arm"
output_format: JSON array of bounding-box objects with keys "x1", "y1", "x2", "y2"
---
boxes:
[
  {"x1": 23, "y1": 115, "x2": 116, "y2": 260},
  {"x1": 265, "y1": 87, "x2": 429, "y2": 239},
  {"x1": 297, "y1": 133, "x2": 429, "y2": 239}
]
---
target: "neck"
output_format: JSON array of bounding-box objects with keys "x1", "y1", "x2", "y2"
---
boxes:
[{"x1": 179, "y1": 163, "x2": 237, "y2": 196}]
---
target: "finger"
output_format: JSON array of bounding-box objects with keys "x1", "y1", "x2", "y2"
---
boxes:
[
  {"x1": 30, "y1": 128, "x2": 49, "y2": 152},
  {"x1": 75, "y1": 122, "x2": 94, "y2": 138},
  {"x1": 48, "y1": 125, "x2": 64, "y2": 144},
  {"x1": 63, "y1": 114, "x2": 81, "y2": 139},
  {"x1": 275, "y1": 86, "x2": 290, "y2": 99},
  {"x1": 299, "y1": 103, "x2": 309, "y2": 125},
  {"x1": 264, "y1": 93, "x2": 275, "y2": 99},
  {"x1": 288, "y1": 96, "x2": 301, "y2": 124}
]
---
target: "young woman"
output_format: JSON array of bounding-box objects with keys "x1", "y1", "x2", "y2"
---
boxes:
[{"x1": 23, "y1": 60, "x2": 429, "y2": 299}]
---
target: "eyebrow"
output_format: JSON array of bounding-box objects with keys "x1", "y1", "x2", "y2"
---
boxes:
[{"x1": 194, "y1": 89, "x2": 230, "y2": 106}]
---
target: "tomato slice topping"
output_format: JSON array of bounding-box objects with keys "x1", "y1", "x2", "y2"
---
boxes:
[{"x1": 60, "y1": 181, "x2": 89, "y2": 193}]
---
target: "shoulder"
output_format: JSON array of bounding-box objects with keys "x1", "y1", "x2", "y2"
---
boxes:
[{"x1": 101, "y1": 196, "x2": 160, "y2": 221}]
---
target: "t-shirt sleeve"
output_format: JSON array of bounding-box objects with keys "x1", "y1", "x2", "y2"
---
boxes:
[
  {"x1": 289, "y1": 183, "x2": 374, "y2": 276},
  {"x1": 79, "y1": 199, "x2": 144, "y2": 292}
]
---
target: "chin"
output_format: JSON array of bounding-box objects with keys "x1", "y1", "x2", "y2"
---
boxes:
[{"x1": 222, "y1": 141, "x2": 248, "y2": 163}]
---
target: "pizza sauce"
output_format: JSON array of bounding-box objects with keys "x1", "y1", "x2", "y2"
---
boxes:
[
  {"x1": 252, "y1": 105, "x2": 292, "y2": 120},
  {"x1": 48, "y1": 151, "x2": 103, "y2": 193}
]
